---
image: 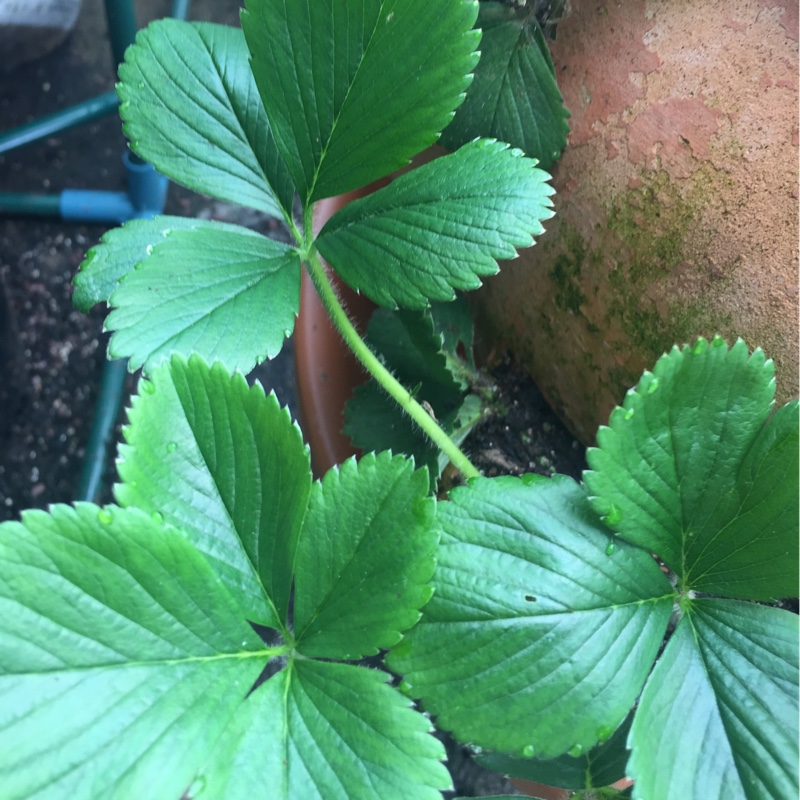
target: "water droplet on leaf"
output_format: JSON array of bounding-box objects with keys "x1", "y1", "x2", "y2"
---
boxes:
[
  {"x1": 522, "y1": 744, "x2": 535, "y2": 757},
  {"x1": 646, "y1": 378, "x2": 659, "y2": 394},
  {"x1": 97, "y1": 509, "x2": 113, "y2": 525},
  {"x1": 151, "y1": 511, "x2": 163, "y2": 523},
  {"x1": 568, "y1": 744, "x2": 583, "y2": 757},
  {"x1": 692, "y1": 339, "x2": 708, "y2": 355},
  {"x1": 712, "y1": 335, "x2": 726, "y2": 348},
  {"x1": 166, "y1": 442, "x2": 178, "y2": 453},
  {"x1": 141, "y1": 380, "x2": 155, "y2": 395},
  {"x1": 398, "y1": 680, "x2": 413, "y2": 694},
  {"x1": 596, "y1": 725, "x2": 614, "y2": 742},
  {"x1": 603, "y1": 503, "x2": 623, "y2": 526},
  {"x1": 624, "y1": 407, "x2": 635, "y2": 420},
  {"x1": 605, "y1": 542, "x2": 616, "y2": 556},
  {"x1": 145, "y1": 244, "x2": 154, "y2": 256}
]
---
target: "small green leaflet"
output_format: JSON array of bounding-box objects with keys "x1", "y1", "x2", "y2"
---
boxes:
[
  {"x1": 440, "y1": 1, "x2": 570, "y2": 169},
  {"x1": 116, "y1": 356, "x2": 311, "y2": 627},
  {"x1": 105, "y1": 220, "x2": 300, "y2": 375},
  {"x1": 242, "y1": 0, "x2": 480, "y2": 205},
  {"x1": 317, "y1": 139, "x2": 554, "y2": 308},
  {"x1": 0, "y1": 358, "x2": 447, "y2": 798},
  {"x1": 118, "y1": 20, "x2": 294, "y2": 218},
  {"x1": 585, "y1": 337, "x2": 799, "y2": 599},
  {"x1": 388, "y1": 474, "x2": 674, "y2": 757}
]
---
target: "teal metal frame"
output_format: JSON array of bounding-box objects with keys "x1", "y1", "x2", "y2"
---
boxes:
[{"x1": 0, "y1": 0, "x2": 192, "y2": 503}]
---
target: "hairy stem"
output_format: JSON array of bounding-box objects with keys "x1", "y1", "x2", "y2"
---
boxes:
[{"x1": 303, "y1": 248, "x2": 480, "y2": 480}]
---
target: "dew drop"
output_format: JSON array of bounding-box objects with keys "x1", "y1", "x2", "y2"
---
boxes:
[
  {"x1": 141, "y1": 380, "x2": 155, "y2": 395},
  {"x1": 398, "y1": 680, "x2": 413, "y2": 694},
  {"x1": 568, "y1": 744, "x2": 583, "y2": 757},
  {"x1": 602, "y1": 503, "x2": 623, "y2": 526},
  {"x1": 256, "y1": 354, "x2": 266, "y2": 365},
  {"x1": 646, "y1": 378, "x2": 659, "y2": 394},
  {"x1": 624, "y1": 407, "x2": 635, "y2": 420},
  {"x1": 712, "y1": 335, "x2": 726, "y2": 348},
  {"x1": 522, "y1": 744, "x2": 535, "y2": 758},
  {"x1": 691, "y1": 339, "x2": 708, "y2": 355},
  {"x1": 97, "y1": 509, "x2": 113, "y2": 525},
  {"x1": 596, "y1": 725, "x2": 614, "y2": 743},
  {"x1": 145, "y1": 244, "x2": 154, "y2": 256},
  {"x1": 151, "y1": 511, "x2": 164, "y2": 524},
  {"x1": 166, "y1": 442, "x2": 178, "y2": 453},
  {"x1": 605, "y1": 541, "x2": 616, "y2": 556}
]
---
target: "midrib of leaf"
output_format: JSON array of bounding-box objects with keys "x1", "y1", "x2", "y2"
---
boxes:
[
  {"x1": 140, "y1": 30, "x2": 267, "y2": 189},
  {"x1": 13, "y1": 648, "x2": 278, "y2": 676},
  {"x1": 306, "y1": 3, "x2": 385, "y2": 202}
]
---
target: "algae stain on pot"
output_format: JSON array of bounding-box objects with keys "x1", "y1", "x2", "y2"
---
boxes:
[{"x1": 472, "y1": 0, "x2": 798, "y2": 444}]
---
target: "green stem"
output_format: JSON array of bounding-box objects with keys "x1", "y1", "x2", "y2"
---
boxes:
[{"x1": 304, "y1": 249, "x2": 480, "y2": 480}]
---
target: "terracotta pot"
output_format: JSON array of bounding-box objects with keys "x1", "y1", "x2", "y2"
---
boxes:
[{"x1": 471, "y1": 0, "x2": 799, "y2": 443}]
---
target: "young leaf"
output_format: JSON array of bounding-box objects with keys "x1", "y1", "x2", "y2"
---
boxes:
[
  {"x1": 242, "y1": 0, "x2": 480, "y2": 204},
  {"x1": 439, "y1": 1, "x2": 570, "y2": 169},
  {"x1": 0, "y1": 504, "x2": 272, "y2": 799},
  {"x1": 477, "y1": 711, "x2": 632, "y2": 790},
  {"x1": 388, "y1": 474, "x2": 675, "y2": 757},
  {"x1": 200, "y1": 660, "x2": 450, "y2": 799},
  {"x1": 585, "y1": 337, "x2": 798, "y2": 599},
  {"x1": 116, "y1": 356, "x2": 311, "y2": 627},
  {"x1": 316, "y1": 139, "x2": 554, "y2": 308},
  {"x1": 105, "y1": 221, "x2": 300, "y2": 375},
  {"x1": 628, "y1": 600, "x2": 799, "y2": 800},
  {"x1": 73, "y1": 215, "x2": 200, "y2": 312},
  {"x1": 118, "y1": 20, "x2": 294, "y2": 218},
  {"x1": 293, "y1": 453, "x2": 437, "y2": 660}
]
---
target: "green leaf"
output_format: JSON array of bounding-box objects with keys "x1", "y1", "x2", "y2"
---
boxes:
[
  {"x1": 628, "y1": 600, "x2": 799, "y2": 800},
  {"x1": 477, "y1": 711, "x2": 632, "y2": 790},
  {"x1": 118, "y1": 20, "x2": 294, "y2": 217},
  {"x1": 105, "y1": 221, "x2": 300, "y2": 375},
  {"x1": 316, "y1": 139, "x2": 554, "y2": 308},
  {"x1": 584, "y1": 337, "x2": 799, "y2": 599},
  {"x1": 203, "y1": 660, "x2": 450, "y2": 799},
  {"x1": 294, "y1": 453, "x2": 437, "y2": 660},
  {"x1": 440, "y1": 1, "x2": 570, "y2": 169},
  {"x1": 343, "y1": 307, "x2": 470, "y2": 486},
  {"x1": 0, "y1": 503, "x2": 272, "y2": 799},
  {"x1": 388, "y1": 474, "x2": 674, "y2": 757},
  {"x1": 429, "y1": 294, "x2": 477, "y2": 373},
  {"x1": 242, "y1": 0, "x2": 480, "y2": 204},
  {"x1": 116, "y1": 356, "x2": 311, "y2": 627},
  {"x1": 73, "y1": 215, "x2": 200, "y2": 312}
]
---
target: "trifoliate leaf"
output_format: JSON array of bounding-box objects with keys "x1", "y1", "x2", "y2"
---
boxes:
[
  {"x1": 116, "y1": 356, "x2": 311, "y2": 627},
  {"x1": 118, "y1": 20, "x2": 294, "y2": 217},
  {"x1": 294, "y1": 453, "x2": 437, "y2": 660},
  {"x1": 585, "y1": 337, "x2": 798, "y2": 600},
  {"x1": 73, "y1": 215, "x2": 200, "y2": 312},
  {"x1": 202, "y1": 660, "x2": 450, "y2": 799},
  {"x1": 440, "y1": 1, "x2": 570, "y2": 168},
  {"x1": 0, "y1": 504, "x2": 272, "y2": 799},
  {"x1": 105, "y1": 220, "x2": 300, "y2": 375},
  {"x1": 388, "y1": 474, "x2": 674, "y2": 757},
  {"x1": 316, "y1": 139, "x2": 554, "y2": 308},
  {"x1": 242, "y1": 0, "x2": 480, "y2": 205},
  {"x1": 628, "y1": 600, "x2": 799, "y2": 800}
]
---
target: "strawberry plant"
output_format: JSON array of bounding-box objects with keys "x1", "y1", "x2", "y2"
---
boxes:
[{"x1": 0, "y1": 1, "x2": 796, "y2": 798}]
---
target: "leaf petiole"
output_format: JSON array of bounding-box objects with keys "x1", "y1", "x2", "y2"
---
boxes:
[{"x1": 303, "y1": 248, "x2": 480, "y2": 481}]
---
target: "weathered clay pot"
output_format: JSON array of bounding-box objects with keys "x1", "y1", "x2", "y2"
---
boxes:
[{"x1": 472, "y1": 0, "x2": 799, "y2": 443}]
